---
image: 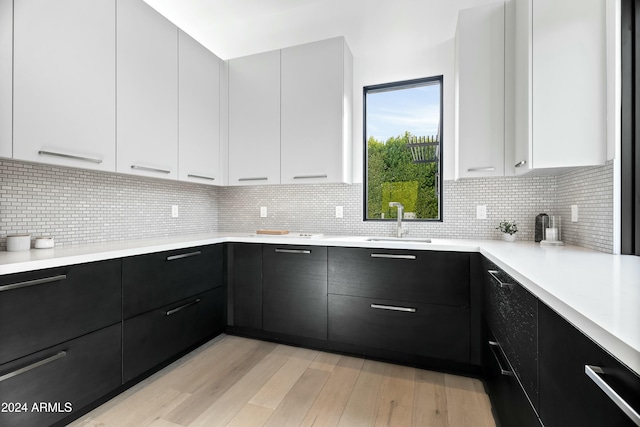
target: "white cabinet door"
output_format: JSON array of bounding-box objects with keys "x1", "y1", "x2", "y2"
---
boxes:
[
  {"x1": 13, "y1": 0, "x2": 116, "y2": 171},
  {"x1": 178, "y1": 30, "x2": 221, "y2": 186},
  {"x1": 228, "y1": 50, "x2": 281, "y2": 186},
  {"x1": 0, "y1": 0, "x2": 11, "y2": 158},
  {"x1": 280, "y1": 37, "x2": 352, "y2": 184},
  {"x1": 514, "y1": 0, "x2": 606, "y2": 175},
  {"x1": 455, "y1": 2, "x2": 505, "y2": 179},
  {"x1": 117, "y1": 0, "x2": 177, "y2": 180}
]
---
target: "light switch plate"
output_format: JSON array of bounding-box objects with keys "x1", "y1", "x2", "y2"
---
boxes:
[
  {"x1": 335, "y1": 206, "x2": 343, "y2": 218},
  {"x1": 260, "y1": 206, "x2": 268, "y2": 218},
  {"x1": 171, "y1": 205, "x2": 179, "y2": 218},
  {"x1": 476, "y1": 205, "x2": 487, "y2": 219},
  {"x1": 571, "y1": 205, "x2": 579, "y2": 222}
]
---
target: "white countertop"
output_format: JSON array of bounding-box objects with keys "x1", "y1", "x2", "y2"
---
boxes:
[{"x1": 1, "y1": 233, "x2": 639, "y2": 376}]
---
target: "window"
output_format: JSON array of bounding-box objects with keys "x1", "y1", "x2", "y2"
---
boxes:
[
  {"x1": 621, "y1": 0, "x2": 639, "y2": 255},
  {"x1": 363, "y1": 76, "x2": 443, "y2": 221}
]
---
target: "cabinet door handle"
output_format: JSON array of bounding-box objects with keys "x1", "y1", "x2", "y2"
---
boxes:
[
  {"x1": 487, "y1": 270, "x2": 515, "y2": 289},
  {"x1": 187, "y1": 174, "x2": 215, "y2": 181},
  {"x1": 274, "y1": 249, "x2": 311, "y2": 254},
  {"x1": 515, "y1": 160, "x2": 527, "y2": 168},
  {"x1": 488, "y1": 341, "x2": 513, "y2": 376},
  {"x1": 585, "y1": 365, "x2": 640, "y2": 425},
  {"x1": 370, "y1": 303, "x2": 416, "y2": 313},
  {"x1": 238, "y1": 177, "x2": 268, "y2": 182},
  {"x1": 165, "y1": 298, "x2": 201, "y2": 316},
  {"x1": 293, "y1": 174, "x2": 328, "y2": 180},
  {"x1": 166, "y1": 251, "x2": 202, "y2": 261},
  {"x1": 467, "y1": 167, "x2": 495, "y2": 172},
  {"x1": 131, "y1": 164, "x2": 171, "y2": 174},
  {"x1": 0, "y1": 274, "x2": 67, "y2": 292},
  {"x1": 38, "y1": 150, "x2": 103, "y2": 164},
  {"x1": 370, "y1": 253, "x2": 416, "y2": 260},
  {"x1": 0, "y1": 351, "x2": 67, "y2": 383}
]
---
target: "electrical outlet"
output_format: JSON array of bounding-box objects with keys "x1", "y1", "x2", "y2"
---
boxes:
[
  {"x1": 476, "y1": 205, "x2": 487, "y2": 220},
  {"x1": 171, "y1": 205, "x2": 179, "y2": 218},
  {"x1": 260, "y1": 206, "x2": 268, "y2": 218},
  {"x1": 571, "y1": 205, "x2": 579, "y2": 222},
  {"x1": 335, "y1": 206, "x2": 344, "y2": 218}
]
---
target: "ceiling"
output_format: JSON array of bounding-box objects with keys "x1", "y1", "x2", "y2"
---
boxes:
[{"x1": 143, "y1": 0, "x2": 500, "y2": 60}]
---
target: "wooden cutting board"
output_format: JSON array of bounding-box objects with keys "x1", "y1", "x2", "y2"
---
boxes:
[{"x1": 256, "y1": 229, "x2": 289, "y2": 235}]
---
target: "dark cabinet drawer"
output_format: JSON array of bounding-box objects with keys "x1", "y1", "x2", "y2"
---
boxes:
[
  {"x1": 123, "y1": 244, "x2": 223, "y2": 318},
  {"x1": 263, "y1": 245, "x2": 327, "y2": 340},
  {"x1": 123, "y1": 287, "x2": 224, "y2": 382},
  {"x1": 328, "y1": 247, "x2": 470, "y2": 307},
  {"x1": 228, "y1": 243, "x2": 263, "y2": 330},
  {"x1": 539, "y1": 303, "x2": 640, "y2": 427},
  {"x1": 483, "y1": 325, "x2": 541, "y2": 427},
  {"x1": 0, "y1": 260, "x2": 121, "y2": 365},
  {"x1": 483, "y1": 259, "x2": 538, "y2": 407},
  {"x1": 328, "y1": 294, "x2": 470, "y2": 363},
  {"x1": 0, "y1": 324, "x2": 121, "y2": 427}
]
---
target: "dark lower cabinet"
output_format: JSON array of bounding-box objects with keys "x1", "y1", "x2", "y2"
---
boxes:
[
  {"x1": 538, "y1": 303, "x2": 640, "y2": 427},
  {"x1": 228, "y1": 243, "x2": 263, "y2": 330},
  {"x1": 329, "y1": 294, "x2": 470, "y2": 363},
  {"x1": 123, "y1": 287, "x2": 224, "y2": 382},
  {"x1": 0, "y1": 324, "x2": 121, "y2": 427},
  {"x1": 262, "y1": 245, "x2": 327, "y2": 340},
  {"x1": 483, "y1": 325, "x2": 541, "y2": 427}
]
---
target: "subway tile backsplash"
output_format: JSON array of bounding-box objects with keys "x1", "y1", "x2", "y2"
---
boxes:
[{"x1": 0, "y1": 159, "x2": 615, "y2": 253}]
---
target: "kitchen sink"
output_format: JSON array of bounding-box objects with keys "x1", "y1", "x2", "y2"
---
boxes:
[{"x1": 366, "y1": 237, "x2": 432, "y2": 243}]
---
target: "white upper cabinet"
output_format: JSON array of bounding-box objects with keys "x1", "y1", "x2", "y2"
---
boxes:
[
  {"x1": 117, "y1": 0, "x2": 178, "y2": 180},
  {"x1": 13, "y1": 0, "x2": 116, "y2": 171},
  {"x1": 0, "y1": 0, "x2": 11, "y2": 159},
  {"x1": 280, "y1": 37, "x2": 352, "y2": 184},
  {"x1": 228, "y1": 50, "x2": 281, "y2": 186},
  {"x1": 178, "y1": 30, "x2": 221, "y2": 186},
  {"x1": 514, "y1": 0, "x2": 606, "y2": 175},
  {"x1": 455, "y1": 2, "x2": 506, "y2": 179}
]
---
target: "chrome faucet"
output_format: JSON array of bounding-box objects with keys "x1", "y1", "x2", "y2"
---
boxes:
[{"x1": 389, "y1": 202, "x2": 407, "y2": 238}]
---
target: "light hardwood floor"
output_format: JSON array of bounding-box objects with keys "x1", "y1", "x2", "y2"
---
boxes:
[{"x1": 69, "y1": 335, "x2": 497, "y2": 427}]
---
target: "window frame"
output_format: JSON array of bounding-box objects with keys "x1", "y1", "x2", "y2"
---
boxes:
[{"x1": 362, "y1": 75, "x2": 444, "y2": 222}]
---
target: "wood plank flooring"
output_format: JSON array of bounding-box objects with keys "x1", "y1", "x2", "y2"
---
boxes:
[{"x1": 69, "y1": 335, "x2": 496, "y2": 427}]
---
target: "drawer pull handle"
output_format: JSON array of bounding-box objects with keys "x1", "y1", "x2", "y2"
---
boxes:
[
  {"x1": 585, "y1": 365, "x2": 640, "y2": 425},
  {"x1": 238, "y1": 177, "x2": 268, "y2": 182},
  {"x1": 488, "y1": 341, "x2": 514, "y2": 376},
  {"x1": 166, "y1": 251, "x2": 202, "y2": 261},
  {"x1": 515, "y1": 160, "x2": 527, "y2": 168},
  {"x1": 371, "y1": 303, "x2": 416, "y2": 313},
  {"x1": 370, "y1": 253, "x2": 416, "y2": 260},
  {"x1": 0, "y1": 274, "x2": 67, "y2": 292},
  {"x1": 293, "y1": 174, "x2": 328, "y2": 179},
  {"x1": 467, "y1": 167, "x2": 495, "y2": 172},
  {"x1": 38, "y1": 150, "x2": 103, "y2": 164},
  {"x1": 0, "y1": 351, "x2": 67, "y2": 383},
  {"x1": 131, "y1": 164, "x2": 171, "y2": 174},
  {"x1": 187, "y1": 174, "x2": 215, "y2": 181},
  {"x1": 166, "y1": 298, "x2": 201, "y2": 316},
  {"x1": 487, "y1": 270, "x2": 515, "y2": 289},
  {"x1": 274, "y1": 249, "x2": 311, "y2": 254}
]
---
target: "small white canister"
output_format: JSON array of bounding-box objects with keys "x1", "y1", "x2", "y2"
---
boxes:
[
  {"x1": 6, "y1": 234, "x2": 31, "y2": 252},
  {"x1": 34, "y1": 237, "x2": 55, "y2": 249}
]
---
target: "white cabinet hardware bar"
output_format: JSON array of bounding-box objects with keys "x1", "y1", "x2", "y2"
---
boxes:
[
  {"x1": 515, "y1": 160, "x2": 527, "y2": 168},
  {"x1": 187, "y1": 174, "x2": 215, "y2": 181},
  {"x1": 585, "y1": 365, "x2": 640, "y2": 425},
  {"x1": 487, "y1": 270, "x2": 515, "y2": 289},
  {"x1": 293, "y1": 174, "x2": 328, "y2": 179},
  {"x1": 467, "y1": 167, "x2": 495, "y2": 172},
  {"x1": 275, "y1": 249, "x2": 311, "y2": 254},
  {"x1": 131, "y1": 165, "x2": 171, "y2": 174},
  {"x1": 165, "y1": 299, "x2": 201, "y2": 316},
  {"x1": 38, "y1": 150, "x2": 102, "y2": 164},
  {"x1": 166, "y1": 251, "x2": 202, "y2": 261},
  {"x1": 370, "y1": 253, "x2": 416, "y2": 260},
  {"x1": 488, "y1": 341, "x2": 514, "y2": 376},
  {"x1": 370, "y1": 304, "x2": 416, "y2": 313},
  {"x1": 0, "y1": 351, "x2": 67, "y2": 382},
  {"x1": 238, "y1": 177, "x2": 268, "y2": 181},
  {"x1": 0, "y1": 275, "x2": 67, "y2": 292}
]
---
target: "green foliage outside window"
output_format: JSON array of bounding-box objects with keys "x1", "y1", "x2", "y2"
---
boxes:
[{"x1": 367, "y1": 131, "x2": 439, "y2": 220}]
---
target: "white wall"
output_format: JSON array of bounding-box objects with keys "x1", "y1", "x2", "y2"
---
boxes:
[{"x1": 351, "y1": 38, "x2": 456, "y2": 183}]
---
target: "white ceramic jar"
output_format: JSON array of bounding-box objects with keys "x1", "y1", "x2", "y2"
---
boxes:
[{"x1": 6, "y1": 234, "x2": 31, "y2": 251}]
